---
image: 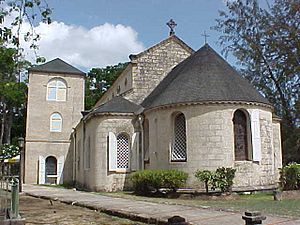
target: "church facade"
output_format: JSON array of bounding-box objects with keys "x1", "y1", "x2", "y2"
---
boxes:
[{"x1": 25, "y1": 34, "x2": 282, "y2": 192}]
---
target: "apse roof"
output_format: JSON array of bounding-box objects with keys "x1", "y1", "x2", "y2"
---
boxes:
[{"x1": 142, "y1": 44, "x2": 270, "y2": 109}]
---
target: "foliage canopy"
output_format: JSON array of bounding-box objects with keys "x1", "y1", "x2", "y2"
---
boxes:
[{"x1": 214, "y1": 0, "x2": 300, "y2": 163}]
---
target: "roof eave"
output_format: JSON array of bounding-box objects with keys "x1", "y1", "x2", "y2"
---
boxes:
[
  {"x1": 143, "y1": 100, "x2": 274, "y2": 113},
  {"x1": 29, "y1": 69, "x2": 85, "y2": 76}
]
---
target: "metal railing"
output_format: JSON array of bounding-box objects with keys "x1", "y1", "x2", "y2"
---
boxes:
[{"x1": 0, "y1": 176, "x2": 20, "y2": 220}]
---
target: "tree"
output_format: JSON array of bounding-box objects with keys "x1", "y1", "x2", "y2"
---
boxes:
[
  {"x1": 0, "y1": 0, "x2": 52, "y2": 147},
  {"x1": 0, "y1": 81, "x2": 27, "y2": 144},
  {"x1": 214, "y1": 0, "x2": 300, "y2": 163},
  {"x1": 85, "y1": 63, "x2": 128, "y2": 110},
  {"x1": 0, "y1": 0, "x2": 52, "y2": 49}
]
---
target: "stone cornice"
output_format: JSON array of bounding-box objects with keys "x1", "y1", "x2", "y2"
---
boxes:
[
  {"x1": 25, "y1": 139, "x2": 71, "y2": 143},
  {"x1": 143, "y1": 101, "x2": 274, "y2": 113}
]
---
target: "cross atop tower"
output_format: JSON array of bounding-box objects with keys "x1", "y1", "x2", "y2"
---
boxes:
[
  {"x1": 167, "y1": 19, "x2": 177, "y2": 36},
  {"x1": 201, "y1": 31, "x2": 210, "y2": 44}
]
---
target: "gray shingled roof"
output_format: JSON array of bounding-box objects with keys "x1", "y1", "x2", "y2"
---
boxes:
[
  {"x1": 29, "y1": 58, "x2": 85, "y2": 75},
  {"x1": 92, "y1": 96, "x2": 141, "y2": 114},
  {"x1": 142, "y1": 44, "x2": 270, "y2": 109}
]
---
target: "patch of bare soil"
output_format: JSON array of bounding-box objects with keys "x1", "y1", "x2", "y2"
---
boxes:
[
  {"x1": 20, "y1": 195, "x2": 143, "y2": 225},
  {"x1": 282, "y1": 190, "x2": 300, "y2": 200}
]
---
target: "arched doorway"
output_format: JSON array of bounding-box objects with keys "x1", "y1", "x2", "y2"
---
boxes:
[{"x1": 45, "y1": 156, "x2": 57, "y2": 184}]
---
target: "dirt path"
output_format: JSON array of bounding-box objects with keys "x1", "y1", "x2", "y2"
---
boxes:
[{"x1": 20, "y1": 195, "x2": 144, "y2": 225}]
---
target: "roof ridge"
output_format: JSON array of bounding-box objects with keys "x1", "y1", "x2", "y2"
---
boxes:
[{"x1": 129, "y1": 35, "x2": 194, "y2": 60}]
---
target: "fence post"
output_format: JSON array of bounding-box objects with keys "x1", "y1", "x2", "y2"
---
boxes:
[
  {"x1": 242, "y1": 211, "x2": 266, "y2": 225},
  {"x1": 10, "y1": 178, "x2": 19, "y2": 219}
]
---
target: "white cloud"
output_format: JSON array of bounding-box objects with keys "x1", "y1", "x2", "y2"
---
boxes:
[
  {"x1": 1, "y1": 5, "x2": 145, "y2": 71},
  {"x1": 20, "y1": 21, "x2": 145, "y2": 70}
]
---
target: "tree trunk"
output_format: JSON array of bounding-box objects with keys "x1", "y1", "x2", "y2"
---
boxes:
[
  {"x1": 0, "y1": 103, "x2": 6, "y2": 144},
  {"x1": 4, "y1": 110, "x2": 13, "y2": 144}
]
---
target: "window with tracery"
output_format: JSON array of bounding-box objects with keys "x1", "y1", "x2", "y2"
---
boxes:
[
  {"x1": 171, "y1": 113, "x2": 187, "y2": 161},
  {"x1": 47, "y1": 78, "x2": 67, "y2": 101},
  {"x1": 233, "y1": 110, "x2": 249, "y2": 161}
]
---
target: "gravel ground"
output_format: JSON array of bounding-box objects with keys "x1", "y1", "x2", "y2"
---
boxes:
[{"x1": 20, "y1": 195, "x2": 145, "y2": 225}]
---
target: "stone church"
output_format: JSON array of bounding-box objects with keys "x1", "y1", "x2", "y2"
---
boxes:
[{"x1": 25, "y1": 33, "x2": 282, "y2": 192}]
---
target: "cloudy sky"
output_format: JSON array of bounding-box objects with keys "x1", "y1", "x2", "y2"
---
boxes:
[{"x1": 4, "y1": 0, "x2": 243, "y2": 71}]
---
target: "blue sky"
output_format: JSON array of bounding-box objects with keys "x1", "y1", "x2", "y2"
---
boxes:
[
  {"x1": 15, "y1": 0, "x2": 249, "y2": 71},
  {"x1": 50, "y1": 0, "x2": 226, "y2": 51}
]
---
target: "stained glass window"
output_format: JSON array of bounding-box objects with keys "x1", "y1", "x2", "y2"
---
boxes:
[{"x1": 233, "y1": 110, "x2": 249, "y2": 161}]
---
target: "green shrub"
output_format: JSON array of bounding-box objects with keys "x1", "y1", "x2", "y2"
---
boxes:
[
  {"x1": 195, "y1": 167, "x2": 236, "y2": 193},
  {"x1": 195, "y1": 170, "x2": 213, "y2": 193},
  {"x1": 130, "y1": 170, "x2": 188, "y2": 195},
  {"x1": 213, "y1": 167, "x2": 236, "y2": 193},
  {"x1": 280, "y1": 163, "x2": 300, "y2": 190}
]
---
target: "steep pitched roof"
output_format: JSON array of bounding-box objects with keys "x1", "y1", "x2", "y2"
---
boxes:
[
  {"x1": 142, "y1": 44, "x2": 270, "y2": 109},
  {"x1": 129, "y1": 35, "x2": 194, "y2": 60},
  {"x1": 29, "y1": 58, "x2": 85, "y2": 76},
  {"x1": 92, "y1": 96, "x2": 141, "y2": 114}
]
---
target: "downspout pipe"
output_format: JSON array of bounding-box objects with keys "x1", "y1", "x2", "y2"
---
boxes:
[
  {"x1": 72, "y1": 128, "x2": 77, "y2": 184},
  {"x1": 138, "y1": 114, "x2": 144, "y2": 170}
]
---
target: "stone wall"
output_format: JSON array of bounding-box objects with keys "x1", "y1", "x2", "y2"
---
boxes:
[
  {"x1": 25, "y1": 141, "x2": 70, "y2": 183},
  {"x1": 25, "y1": 71, "x2": 84, "y2": 184},
  {"x1": 144, "y1": 103, "x2": 280, "y2": 189},
  {"x1": 74, "y1": 115, "x2": 134, "y2": 192},
  {"x1": 126, "y1": 37, "x2": 192, "y2": 105},
  {"x1": 94, "y1": 36, "x2": 193, "y2": 108}
]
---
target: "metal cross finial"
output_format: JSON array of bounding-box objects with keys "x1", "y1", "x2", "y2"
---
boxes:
[
  {"x1": 167, "y1": 19, "x2": 177, "y2": 36},
  {"x1": 201, "y1": 31, "x2": 210, "y2": 44}
]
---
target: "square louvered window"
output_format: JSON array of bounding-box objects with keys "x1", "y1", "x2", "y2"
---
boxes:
[
  {"x1": 117, "y1": 133, "x2": 130, "y2": 169},
  {"x1": 171, "y1": 113, "x2": 187, "y2": 161}
]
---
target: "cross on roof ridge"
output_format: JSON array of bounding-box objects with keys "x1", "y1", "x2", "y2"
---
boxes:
[
  {"x1": 201, "y1": 31, "x2": 210, "y2": 44},
  {"x1": 167, "y1": 19, "x2": 177, "y2": 36}
]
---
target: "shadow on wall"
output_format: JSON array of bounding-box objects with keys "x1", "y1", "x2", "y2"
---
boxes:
[{"x1": 62, "y1": 137, "x2": 74, "y2": 186}]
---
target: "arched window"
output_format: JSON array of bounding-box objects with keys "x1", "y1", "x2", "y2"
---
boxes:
[
  {"x1": 233, "y1": 109, "x2": 250, "y2": 161},
  {"x1": 47, "y1": 78, "x2": 67, "y2": 101},
  {"x1": 46, "y1": 156, "x2": 57, "y2": 175},
  {"x1": 50, "y1": 113, "x2": 62, "y2": 132},
  {"x1": 45, "y1": 156, "x2": 57, "y2": 184},
  {"x1": 171, "y1": 113, "x2": 187, "y2": 162},
  {"x1": 116, "y1": 133, "x2": 130, "y2": 169}
]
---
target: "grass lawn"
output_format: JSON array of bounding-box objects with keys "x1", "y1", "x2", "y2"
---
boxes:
[{"x1": 98, "y1": 191, "x2": 300, "y2": 219}]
